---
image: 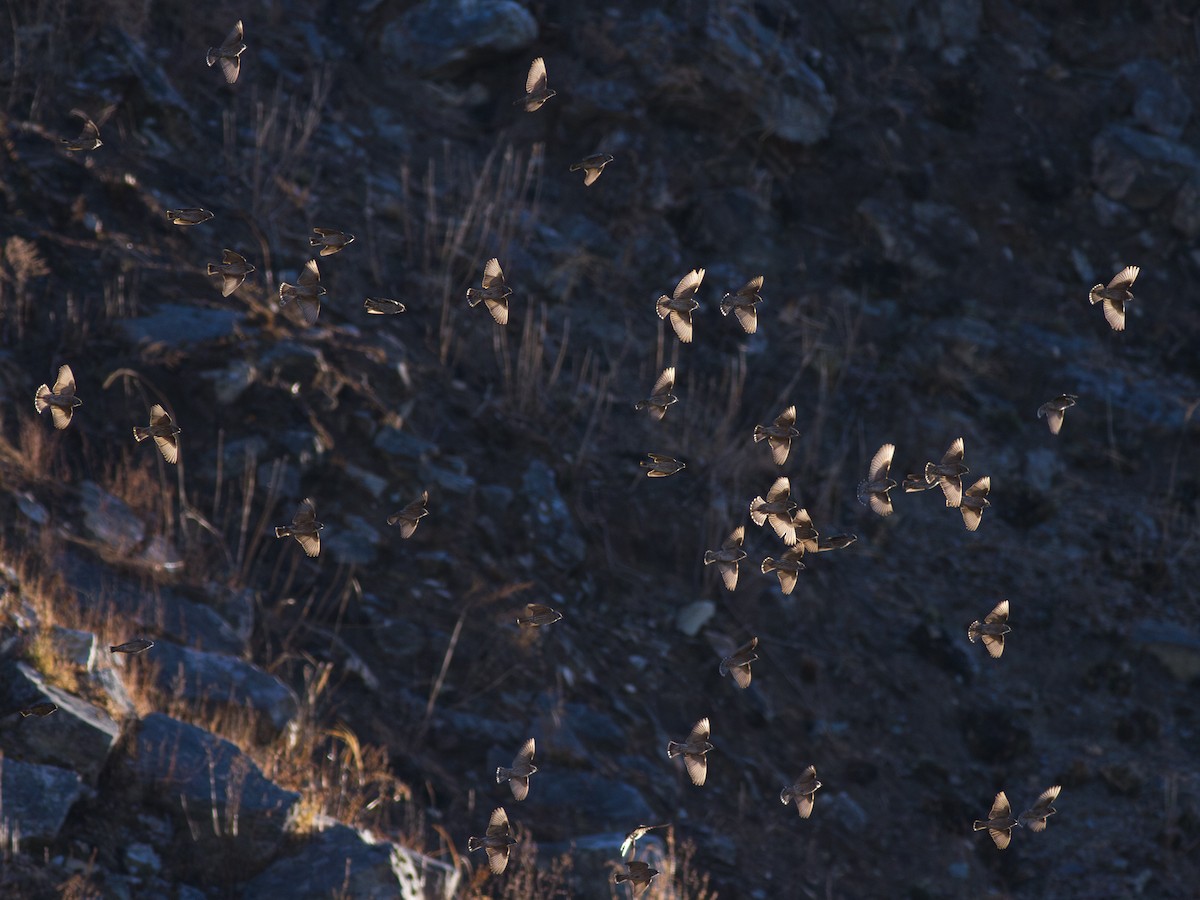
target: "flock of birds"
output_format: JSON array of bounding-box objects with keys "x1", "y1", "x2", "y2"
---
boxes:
[{"x1": 31, "y1": 17, "x2": 1153, "y2": 893}]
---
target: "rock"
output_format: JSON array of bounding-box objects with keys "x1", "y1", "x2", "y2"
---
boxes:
[
  {"x1": 1118, "y1": 59, "x2": 1192, "y2": 140},
  {"x1": 119, "y1": 304, "x2": 242, "y2": 347},
  {"x1": 0, "y1": 756, "x2": 84, "y2": 843},
  {"x1": 857, "y1": 196, "x2": 979, "y2": 280},
  {"x1": 1171, "y1": 172, "x2": 1200, "y2": 238},
  {"x1": 915, "y1": 0, "x2": 982, "y2": 60},
  {"x1": 79, "y1": 481, "x2": 145, "y2": 554},
  {"x1": 323, "y1": 514, "x2": 381, "y2": 565},
  {"x1": 520, "y1": 460, "x2": 586, "y2": 569},
  {"x1": 676, "y1": 600, "x2": 716, "y2": 637},
  {"x1": 373, "y1": 427, "x2": 436, "y2": 460},
  {"x1": 419, "y1": 458, "x2": 475, "y2": 495},
  {"x1": 344, "y1": 462, "x2": 389, "y2": 500},
  {"x1": 1133, "y1": 621, "x2": 1200, "y2": 682},
  {"x1": 200, "y1": 358, "x2": 256, "y2": 405},
  {"x1": 123, "y1": 842, "x2": 161, "y2": 877},
  {"x1": 243, "y1": 823, "x2": 460, "y2": 900},
  {"x1": 149, "y1": 641, "x2": 299, "y2": 737},
  {"x1": 0, "y1": 661, "x2": 121, "y2": 784},
  {"x1": 1091, "y1": 123, "x2": 1200, "y2": 210},
  {"x1": 381, "y1": 0, "x2": 538, "y2": 77},
  {"x1": 47, "y1": 626, "x2": 97, "y2": 670},
  {"x1": 519, "y1": 771, "x2": 654, "y2": 837}
]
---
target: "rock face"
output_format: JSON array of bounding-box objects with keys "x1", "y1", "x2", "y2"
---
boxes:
[
  {"x1": 0, "y1": 756, "x2": 84, "y2": 843},
  {"x1": 521, "y1": 460, "x2": 586, "y2": 569},
  {"x1": 382, "y1": 0, "x2": 538, "y2": 76}
]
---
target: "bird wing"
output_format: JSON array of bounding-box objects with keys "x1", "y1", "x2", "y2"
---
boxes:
[
  {"x1": 652, "y1": 366, "x2": 675, "y2": 397},
  {"x1": 482, "y1": 257, "x2": 504, "y2": 289},
  {"x1": 668, "y1": 309, "x2": 693, "y2": 342},
  {"x1": 766, "y1": 476, "x2": 791, "y2": 503},
  {"x1": 941, "y1": 437, "x2": 965, "y2": 465},
  {"x1": 717, "y1": 560, "x2": 739, "y2": 591},
  {"x1": 733, "y1": 304, "x2": 757, "y2": 334},
  {"x1": 484, "y1": 296, "x2": 510, "y2": 325},
  {"x1": 869, "y1": 443, "x2": 895, "y2": 481},
  {"x1": 989, "y1": 792, "x2": 1011, "y2": 820},
  {"x1": 1108, "y1": 265, "x2": 1139, "y2": 291},
  {"x1": 683, "y1": 753, "x2": 707, "y2": 786},
  {"x1": 723, "y1": 526, "x2": 745, "y2": 550},
  {"x1": 154, "y1": 433, "x2": 179, "y2": 464},
  {"x1": 740, "y1": 275, "x2": 764, "y2": 295},
  {"x1": 985, "y1": 599, "x2": 1009, "y2": 624},
  {"x1": 53, "y1": 364, "x2": 76, "y2": 397},
  {"x1": 298, "y1": 258, "x2": 321, "y2": 287},
  {"x1": 1102, "y1": 297, "x2": 1126, "y2": 331},
  {"x1": 514, "y1": 738, "x2": 535, "y2": 768},
  {"x1": 688, "y1": 717, "x2": 710, "y2": 742},
  {"x1": 981, "y1": 632, "x2": 1005, "y2": 658},
  {"x1": 966, "y1": 476, "x2": 991, "y2": 498},
  {"x1": 673, "y1": 268, "x2": 704, "y2": 300},
  {"x1": 526, "y1": 57, "x2": 548, "y2": 94}
]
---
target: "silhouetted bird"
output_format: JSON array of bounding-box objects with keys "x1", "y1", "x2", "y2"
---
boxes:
[
  {"x1": 790, "y1": 508, "x2": 819, "y2": 554},
  {"x1": 61, "y1": 115, "x2": 101, "y2": 151},
  {"x1": 275, "y1": 498, "x2": 323, "y2": 558},
  {"x1": 133, "y1": 404, "x2": 180, "y2": 464},
  {"x1": 960, "y1": 476, "x2": 991, "y2": 531},
  {"x1": 278, "y1": 259, "x2": 326, "y2": 325},
  {"x1": 35, "y1": 364, "x2": 81, "y2": 430},
  {"x1": 816, "y1": 533, "x2": 857, "y2": 552},
  {"x1": 656, "y1": 269, "x2": 703, "y2": 343},
  {"x1": 467, "y1": 807, "x2": 518, "y2": 874},
  {"x1": 20, "y1": 702, "x2": 58, "y2": 718},
  {"x1": 720, "y1": 275, "x2": 763, "y2": 334},
  {"x1": 466, "y1": 258, "x2": 512, "y2": 325},
  {"x1": 518, "y1": 57, "x2": 556, "y2": 111},
  {"x1": 207, "y1": 20, "x2": 246, "y2": 84},
  {"x1": 496, "y1": 738, "x2": 538, "y2": 802},
  {"x1": 719, "y1": 636, "x2": 758, "y2": 689},
  {"x1": 761, "y1": 547, "x2": 805, "y2": 595},
  {"x1": 704, "y1": 526, "x2": 747, "y2": 591},
  {"x1": 750, "y1": 476, "x2": 798, "y2": 544},
  {"x1": 1037, "y1": 394, "x2": 1078, "y2": 435},
  {"x1": 208, "y1": 249, "x2": 255, "y2": 296},
  {"x1": 902, "y1": 473, "x2": 939, "y2": 492},
  {"x1": 667, "y1": 717, "x2": 713, "y2": 786},
  {"x1": 1019, "y1": 785, "x2": 1061, "y2": 832},
  {"x1": 780, "y1": 765, "x2": 822, "y2": 818},
  {"x1": 166, "y1": 208, "x2": 214, "y2": 226},
  {"x1": 1090, "y1": 265, "x2": 1138, "y2": 332},
  {"x1": 310, "y1": 227, "x2": 355, "y2": 256},
  {"x1": 387, "y1": 491, "x2": 428, "y2": 538},
  {"x1": 615, "y1": 860, "x2": 659, "y2": 896},
  {"x1": 364, "y1": 298, "x2": 405, "y2": 315},
  {"x1": 634, "y1": 367, "x2": 677, "y2": 420},
  {"x1": 620, "y1": 824, "x2": 668, "y2": 858},
  {"x1": 641, "y1": 453, "x2": 685, "y2": 477},
  {"x1": 857, "y1": 443, "x2": 897, "y2": 517},
  {"x1": 924, "y1": 437, "x2": 968, "y2": 507},
  {"x1": 754, "y1": 405, "x2": 799, "y2": 465},
  {"x1": 974, "y1": 791, "x2": 1020, "y2": 849},
  {"x1": 968, "y1": 599, "x2": 1010, "y2": 659},
  {"x1": 110, "y1": 639, "x2": 154, "y2": 654},
  {"x1": 516, "y1": 603, "x2": 562, "y2": 627},
  {"x1": 570, "y1": 154, "x2": 614, "y2": 186}
]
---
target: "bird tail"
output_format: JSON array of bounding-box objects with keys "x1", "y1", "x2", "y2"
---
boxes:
[
  {"x1": 278, "y1": 283, "x2": 293, "y2": 304},
  {"x1": 972, "y1": 820, "x2": 988, "y2": 831},
  {"x1": 569, "y1": 162, "x2": 582, "y2": 172},
  {"x1": 967, "y1": 621, "x2": 981, "y2": 643},
  {"x1": 749, "y1": 498, "x2": 767, "y2": 526},
  {"x1": 720, "y1": 295, "x2": 735, "y2": 316},
  {"x1": 924, "y1": 462, "x2": 939, "y2": 483},
  {"x1": 466, "y1": 288, "x2": 483, "y2": 307},
  {"x1": 132, "y1": 426, "x2": 150, "y2": 443},
  {"x1": 206, "y1": 263, "x2": 221, "y2": 275},
  {"x1": 34, "y1": 385, "x2": 50, "y2": 414},
  {"x1": 467, "y1": 837, "x2": 483, "y2": 852},
  {"x1": 633, "y1": 400, "x2": 647, "y2": 411},
  {"x1": 496, "y1": 767, "x2": 509, "y2": 784},
  {"x1": 702, "y1": 551, "x2": 717, "y2": 566},
  {"x1": 666, "y1": 741, "x2": 683, "y2": 758},
  {"x1": 274, "y1": 526, "x2": 292, "y2": 538},
  {"x1": 655, "y1": 295, "x2": 671, "y2": 320},
  {"x1": 855, "y1": 479, "x2": 871, "y2": 506},
  {"x1": 614, "y1": 872, "x2": 630, "y2": 884},
  {"x1": 761, "y1": 557, "x2": 777, "y2": 573},
  {"x1": 752, "y1": 425, "x2": 767, "y2": 443},
  {"x1": 206, "y1": 48, "x2": 219, "y2": 67}
]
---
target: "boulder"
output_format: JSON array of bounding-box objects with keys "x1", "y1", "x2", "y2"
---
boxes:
[
  {"x1": 1092, "y1": 123, "x2": 1200, "y2": 210},
  {"x1": 118, "y1": 304, "x2": 242, "y2": 347},
  {"x1": 0, "y1": 756, "x2": 84, "y2": 843},
  {"x1": 381, "y1": 0, "x2": 538, "y2": 77}
]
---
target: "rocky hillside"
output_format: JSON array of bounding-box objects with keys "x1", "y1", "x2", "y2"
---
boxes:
[{"x1": 1, "y1": 0, "x2": 1199, "y2": 897}]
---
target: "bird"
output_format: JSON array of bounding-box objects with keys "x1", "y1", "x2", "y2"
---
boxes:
[
  {"x1": 656, "y1": 268, "x2": 703, "y2": 343},
  {"x1": 275, "y1": 498, "x2": 323, "y2": 557},
  {"x1": 720, "y1": 275, "x2": 764, "y2": 334},
  {"x1": 467, "y1": 807, "x2": 518, "y2": 874},
  {"x1": 761, "y1": 547, "x2": 806, "y2": 595},
  {"x1": 924, "y1": 437, "x2": 969, "y2": 507},
  {"x1": 1019, "y1": 785, "x2": 1061, "y2": 832},
  {"x1": 364, "y1": 298, "x2": 406, "y2": 315},
  {"x1": 515, "y1": 603, "x2": 563, "y2": 627},
  {"x1": 19, "y1": 702, "x2": 58, "y2": 718},
  {"x1": 667, "y1": 717, "x2": 713, "y2": 786},
  {"x1": 750, "y1": 476, "x2": 798, "y2": 544},
  {"x1": 902, "y1": 473, "x2": 939, "y2": 493},
  {"x1": 496, "y1": 738, "x2": 538, "y2": 802},
  {"x1": 466, "y1": 258, "x2": 512, "y2": 325},
  {"x1": 570, "y1": 153, "x2": 614, "y2": 186},
  {"x1": 387, "y1": 491, "x2": 428, "y2": 538},
  {"x1": 790, "y1": 508, "x2": 820, "y2": 554},
  {"x1": 753, "y1": 404, "x2": 799, "y2": 465},
  {"x1": 719, "y1": 636, "x2": 758, "y2": 689},
  {"x1": 207, "y1": 249, "x2": 255, "y2": 297},
  {"x1": 960, "y1": 475, "x2": 991, "y2": 531},
  {"x1": 110, "y1": 639, "x2": 154, "y2": 654},
  {"x1": 857, "y1": 443, "x2": 897, "y2": 517},
  {"x1": 974, "y1": 791, "x2": 1020, "y2": 849},
  {"x1": 34, "y1": 364, "x2": 82, "y2": 430},
  {"x1": 1038, "y1": 394, "x2": 1078, "y2": 435},
  {"x1": 165, "y1": 208, "x2": 214, "y2": 226},
  {"x1": 780, "y1": 765, "x2": 822, "y2": 818},
  {"x1": 309, "y1": 227, "x2": 355, "y2": 257},
  {"x1": 968, "y1": 599, "x2": 1010, "y2": 659},
  {"x1": 61, "y1": 115, "x2": 102, "y2": 151},
  {"x1": 815, "y1": 533, "x2": 857, "y2": 552},
  {"x1": 517, "y1": 57, "x2": 556, "y2": 111},
  {"x1": 1090, "y1": 265, "x2": 1138, "y2": 332},
  {"x1": 704, "y1": 526, "x2": 747, "y2": 591},
  {"x1": 132, "y1": 404, "x2": 181, "y2": 464},
  {"x1": 619, "y1": 824, "x2": 668, "y2": 858},
  {"x1": 615, "y1": 860, "x2": 660, "y2": 896},
  {"x1": 641, "y1": 453, "x2": 686, "y2": 477},
  {"x1": 207, "y1": 20, "x2": 246, "y2": 84},
  {"x1": 633, "y1": 367, "x2": 677, "y2": 420},
  {"x1": 278, "y1": 259, "x2": 326, "y2": 325}
]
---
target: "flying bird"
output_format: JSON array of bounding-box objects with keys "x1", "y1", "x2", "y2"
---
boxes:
[
  {"x1": 790, "y1": 508, "x2": 820, "y2": 554},
  {"x1": 515, "y1": 603, "x2": 563, "y2": 627},
  {"x1": 815, "y1": 533, "x2": 857, "y2": 552},
  {"x1": 718, "y1": 636, "x2": 758, "y2": 689},
  {"x1": 34, "y1": 364, "x2": 82, "y2": 430},
  {"x1": 467, "y1": 807, "x2": 518, "y2": 874},
  {"x1": 857, "y1": 443, "x2": 897, "y2": 517},
  {"x1": 1090, "y1": 265, "x2": 1138, "y2": 332},
  {"x1": 720, "y1": 275, "x2": 764, "y2": 334},
  {"x1": 634, "y1": 367, "x2": 677, "y2": 420},
  {"x1": 207, "y1": 20, "x2": 246, "y2": 84},
  {"x1": 619, "y1": 824, "x2": 668, "y2": 858},
  {"x1": 517, "y1": 57, "x2": 556, "y2": 111},
  {"x1": 275, "y1": 498, "x2": 323, "y2": 557},
  {"x1": 902, "y1": 473, "x2": 939, "y2": 492},
  {"x1": 309, "y1": 227, "x2": 355, "y2": 257},
  {"x1": 1037, "y1": 394, "x2": 1078, "y2": 435},
  {"x1": 364, "y1": 297, "x2": 406, "y2": 315},
  {"x1": 968, "y1": 599, "x2": 1010, "y2": 659},
  {"x1": 132, "y1": 404, "x2": 181, "y2": 464},
  {"x1": 780, "y1": 765, "x2": 822, "y2": 818},
  {"x1": 750, "y1": 476, "x2": 798, "y2": 544},
  {"x1": 208, "y1": 249, "x2": 255, "y2": 296},
  {"x1": 570, "y1": 153, "x2": 614, "y2": 186},
  {"x1": 466, "y1": 257, "x2": 512, "y2": 325},
  {"x1": 496, "y1": 738, "x2": 538, "y2": 801},
  {"x1": 1019, "y1": 785, "x2": 1061, "y2": 832},
  {"x1": 924, "y1": 437, "x2": 969, "y2": 507},
  {"x1": 753, "y1": 405, "x2": 799, "y2": 465},
  {"x1": 667, "y1": 717, "x2": 713, "y2": 786},
  {"x1": 19, "y1": 702, "x2": 58, "y2": 718},
  {"x1": 761, "y1": 547, "x2": 806, "y2": 595},
  {"x1": 641, "y1": 453, "x2": 685, "y2": 477},
  {"x1": 61, "y1": 115, "x2": 102, "y2": 151},
  {"x1": 960, "y1": 475, "x2": 991, "y2": 531},
  {"x1": 165, "y1": 208, "x2": 214, "y2": 226},
  {"x1": 278, "y1": 259, "x2": 326, "y2": 325},
  {"x1": 974, "y1": 791, "x2": 1020, "y2": 849},
  {"x1": 615, "y1": 860, "x2": 660, "y2": 896},
  {"x1": 110, "y1": 639, "x2": 155, "y2": 654},
  {"x1": 387, "y1": 491, "x2": 428, "y2": 538},
  {"x1": 704, "y1": 526, "x2": 747, "y2": 591},
  {"x1": 656, "y1": 268, "x2": 703, "y2": 343}
]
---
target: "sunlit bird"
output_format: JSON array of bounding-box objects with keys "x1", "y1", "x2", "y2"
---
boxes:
[
  {"x1": 207, "y1": 20, "x2": 246, "y2": 84},
  {"x1": 1090, "y1": 265, "x2": 1138, "y2": 332},
  {"x1": 968, "y1": 599, "x2": 1010, "y2": 659},
  {"x1": 516, "y1": 603, "x2": 563, "y2": 627},
  {"x1": 790, "y1": 508, "x2": 820, "y2": 554},
  {"x1": 310, "y1": 227, "x2": 355, "y2": 257},
  {"x1": 496, "y1": 738, "x2": 538, "y2": 802},
  {"x1": 166, "y1": 208, "x2": 214, "y2": 226},
  {"x1": 641, "y1": 453, "x2": 685, "y2": 477},
  {"x1": 61, "y1": 115, "x2": 102, "y2": 151},
  {"x1": 719, "y1": 636, "x2": 758, "y2": 689},
  {"x1": 20, "y1": 702, "x2": 58, "y2": 718},
  {"x1": 974, "y1": 791, "x2": 1020, "y2": 849},
  {"x1": 132, "y1": 404, "x2": 181, "y2": 464},
  {"x1": 750, "y1": 476, "x2": 798, "y2": 544},
  {"x1": 960, "y1": 475, "x2": 991, "y2": 531},
  {"x1": 1019, "y1": 785, "x2": 1061, "y2": 832},
  {"x1": 704, "y1": 525, "x2": 747, "y2": 591},
  {"x1": 634, "y1": 367, "x2": 677, "y2": 421},
  {"x1": 615, "y1": 860, "x2": 659, "y2": 896},
  {"x1": 619, "y1": 824, "x2": 668, "y2": 858},
  {"x1": 780, "y1": 765, "x2": 822, "y2": 818},
  {"x1": 35, "y1": 364, "x2": 82, "y2": 430},
  {"x1": 275, "y1": 498, "x2": 323, "y2": 558},
  {"x1": 466, "y1": 257, "x2": 512, "y2": 325},
  {"x1": 815, "y1": 533, "x2": 857, "y2": 552},
  {"x1": 667, "y1": 717, "x2": 713, "y2": 786},
  {"x1": 111, "y1": 639, "x2": 155, "y2": 654},
  {"x1": 1037, "y1": 394, "x2": 1078, "y2": 435},
  {"x1": 924, "y1": 437, "x2": 969, "y2": 507},
  {"x1": 761, "y1": 547, "x2": 806, "y2": 595},
  {"x1": 570, "y1": 153, "x2": 614, "y2": 186},
  {"x1": 720, "y1": 275, "x2": 763, "y2": 334},
  {"x1": 387, "y1": 491, "x2": 428, "y2": 538},
  {"x1": 467, "y1": 807, "x2": 518, "y2": 874},
  {"x1": 364, "y1": 297, "x2": 406, "y2": 315},
  {"x1": 656, "y1": 268, "x2": 703, "y2": 343},
  {"x1": 517, "y1": 57, "x2": 556, "y2": 111},
  {"x1": 902, "y1": 473, "x2": 939, "y2": 493},
  {"x1": 753, "y1": 404, "x2": 799, "y2": 465},
  {"x1": 857, "y1": 443, "x2": 897, "y2": 517},
  {"x1": 278, "y1": 259, "x2": 326, "y2": 325},
  {"x1": 208, "y1": 249, "x2": 255, "y2": 297}
]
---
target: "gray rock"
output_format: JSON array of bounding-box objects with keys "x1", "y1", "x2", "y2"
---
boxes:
[
  {"x1": 123, "y1": 842, "x2": 161, "y2": 877},
  {"x1": 374, "y1": 427, "x2": 437, "y2": 460},
  {"x1": 79, "y1": 481, "x2": 145, "y2": 554},
  {"x1": 1133, "y1": 621, "x2": 1200, "y2": 682},
  {"x1": 521, "y1": 460, "x2": 586, "y2": 569},
  {"x1": 382, "y1": 0, "x2": 538, "y2": 77},
  {"x1": 520, "y1": 771, "x2": 654, "y2": 837},
  {"x1": 0, "y1": 757, "x2": 84, "y2": 843},
  {"x1": 119, "y1": 304, "x2": 242, "y2": 347},
  {"x1": 419, "y1": 458, "x2": 476, "y2": 495},
  {"x1": 1171, "y1": 172, "x2": 1200, "y2": 238},
  {"x1": 915, "y1": 0, "x2": 982, "y2": 59},
  {"x1": 243, "y1": 823, "x2": 460, "y2": 900},
  {"x1": 858, "y1": 196, "x2": 979, "y2": 279},
  {"x1": 48, "y1": 626, "x2": 97, "y2": 670},
  {"x1": 323, "y1": 514, "x2": 380, "y2": 566},
  {"x1": 344, "y1": 462, "x2": 389, "y2": 500},
  {"x1": 150, "y1": 641, "x2": 299, "y2": 737},
  {"x1": 200, "y1": 358, "x2": 256, "y2": 405},
  {"x1": 1119, "y1": 59, "x2": 1192, "y2": 140},
  {"x1": 1092, "y1": 123, "x2": 1200, "y2": 210},
  {"x1": 676, "y1": 600, "x2": 716, "y2": 637}
]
